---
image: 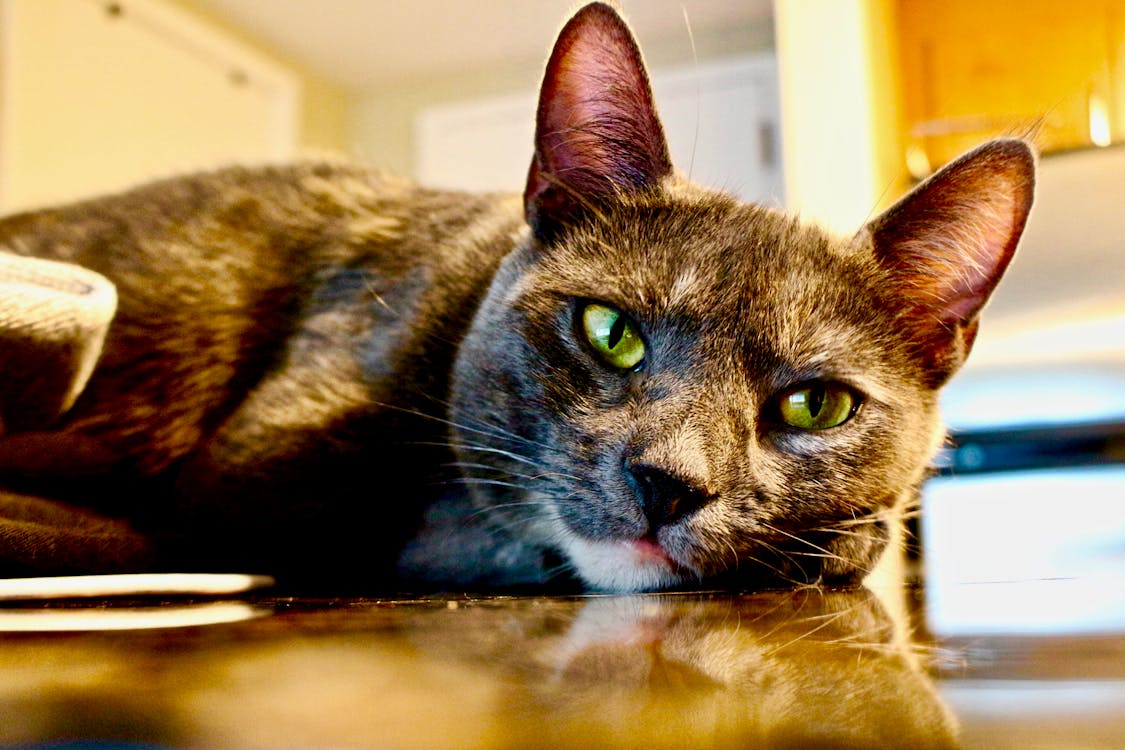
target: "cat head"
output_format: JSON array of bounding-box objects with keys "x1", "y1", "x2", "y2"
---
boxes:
[{"x1": 450, "y1": 2, "x2": 1034, "y2": 592}]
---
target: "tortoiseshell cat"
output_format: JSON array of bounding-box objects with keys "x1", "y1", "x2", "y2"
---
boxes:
[{"x1": 0, "y1": 3, "x2": 1034, "y2": 591}]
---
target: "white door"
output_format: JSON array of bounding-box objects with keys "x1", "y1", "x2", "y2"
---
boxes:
[{"x1": 415, "y1": 54, "x2": 785, "y2": 207}]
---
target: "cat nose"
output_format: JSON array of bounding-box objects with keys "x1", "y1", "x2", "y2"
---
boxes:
[{"x1": 627, "y1": 461, "x2": 710, "y2": 530}]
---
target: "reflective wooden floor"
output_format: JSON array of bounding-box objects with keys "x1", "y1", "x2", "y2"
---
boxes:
[{"x1": 1, "y1": 583, "x2": 1123, "y2": 749}]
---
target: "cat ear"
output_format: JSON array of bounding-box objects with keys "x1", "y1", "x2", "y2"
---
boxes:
[
  {"x1": 524, "y1": 2, "x2": 673, "y2": 242},
  {"x1": 864, "y1": 139, "x2": 1035, "y2": 385}
]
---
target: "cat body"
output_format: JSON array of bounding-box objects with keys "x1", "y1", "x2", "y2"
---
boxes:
[
  {"x1": 0, "y1": 4, "x2": 1034, "y2": 591},
  {"x1": 0, "y1": 166, "x2": 530, "y2": 584}
]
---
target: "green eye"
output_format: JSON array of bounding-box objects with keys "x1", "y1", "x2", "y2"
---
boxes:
[
  {"x1": 777, "y1": 381, "x2": 859, "y2": 430},
  {"x1": 581, "y1": 302, "x2": 645, "y2": 370}
]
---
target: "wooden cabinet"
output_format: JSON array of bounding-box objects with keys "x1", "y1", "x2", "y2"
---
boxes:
[
  {"x1": 895, "y1": 0, "x2": 1124, "y2": 173},
  {"x1": 0, "y1": 0, "x2": 298, "y2": 213}
]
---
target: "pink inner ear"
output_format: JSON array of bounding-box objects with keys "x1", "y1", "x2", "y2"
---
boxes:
[
  {"x1": 897, "y1": 175, "x2": 1027, "y2": 322},
  {"x1": 870, "y1": 140, "x2": 1035, "y2": 326},
  {"x1": 537, "y1": 18, "x2": 669, "y2": 192},
  {"x1": 525, "y1": 2, "x2": 671, "y2": 236}
]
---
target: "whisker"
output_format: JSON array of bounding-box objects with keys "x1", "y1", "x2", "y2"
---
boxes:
[
  {"x1": 680, "y1": 4, "x2": 700, "y2": 182},
  {"x1": 738, "y1": 549, "x2": 810, "y2": 589},
  {"x1": 831, "y1": 508, "x2": 918, "y2": 529},
  {"x1": 724, "y1": 539, "x2": 740, "y2": 575},
  {"x1": 360, "y1": 274, "x2": 400, "y2": 317},
  {"x1": 762, "y1": 608, "x2": 852, "y2": 657},
  {"x1": 400, "y1": 390, "x2": 566, "y2": 456},
  {"x1": 529, "y1": 471, "x2": 586, "y2": 483},
  {"x1": 446, "y1": 478, "x2": 538, "y2": 492},
  {"x1": 445, "y1": 461, "x2": 591, "y2": 492},
  {"x1": 753, "y1": 536, "x2": 807, "y2": 579},
  {"x1": 409, "y1": 441, "x2": 539, "y2": 467},
  {"x1": 807, "y1": 527, "x2": 869, "y2": 540},
  {"x1": 786, "y1": 551, "x2": 841, "y2": 560},
  {"x1": 445, "y1": 461, "x2": 511, "y2": 474},
  {"x1": 462, "y1": 500, "x2": 558, "y2": 526},
  {"x1": 367, "y1": 399, "x2": 555, "y2": 452},
  {"x1": 760, "y1": 521, "x2": 869, "y2": 573}
]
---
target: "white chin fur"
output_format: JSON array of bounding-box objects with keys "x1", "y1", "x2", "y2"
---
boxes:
[{"x1": 560, "y1": 534, "x2": 683, "y2": 593}]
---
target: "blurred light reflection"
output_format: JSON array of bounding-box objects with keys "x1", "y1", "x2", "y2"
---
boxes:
[
  {"x1": 924, "y1": 466, "x2": 1125, "y2": 636},
  {"x1": 0, "y1": 602, "x2": 264, "y2": 632}
]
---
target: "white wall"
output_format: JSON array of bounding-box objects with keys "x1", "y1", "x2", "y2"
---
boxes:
[
  {"x1": 349, "y1": 20, "x2": 773, "y2": 180},
  {"x1": 982, "y1": 145, "x2": 1125, "y2": 326},
  {"x1": 414, "y1": 55, "x2": 785, "y2": 206}
]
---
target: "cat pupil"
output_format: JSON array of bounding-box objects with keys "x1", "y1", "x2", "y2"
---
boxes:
[
  {"x1": 807, "y1": 383, "x2": 826, "y2": 418},
  {"x1": 608, "y1": 315, "x2": 626, "y2": 349}
]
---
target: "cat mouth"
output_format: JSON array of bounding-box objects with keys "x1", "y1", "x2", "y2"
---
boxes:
[
  {"x1": 630, "y1": 537, "x2": 691, "y2": 576},
  {"x1": 558, "y1": 531, "x2": 698, "y2": 592},
  {"x1": 561, "y1": 524, "x2": 881, "y2": 593}
]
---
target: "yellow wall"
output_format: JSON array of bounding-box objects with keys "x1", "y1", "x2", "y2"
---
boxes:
[
  {"x1": 774, "y1": 0, "x2": 905, "y2": 232},
  {"x1": 0, "y1": 0, "x2": 302, "y2": 211},
  {"x1": 170, "y1": 0, "x2": 350, "y2": 156}
]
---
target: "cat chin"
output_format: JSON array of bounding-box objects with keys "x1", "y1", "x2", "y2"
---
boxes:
[{"x1": 559, "y1": 533, "x2": 690, "y2": 593}]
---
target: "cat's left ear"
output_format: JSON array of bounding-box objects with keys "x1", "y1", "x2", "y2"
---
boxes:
[
  {"x1": 864, "y1": 139, "x2": 1035, "y2": 386},
  {"x1": 524, "y1": 2, "x2": 673, "y2": 243}
]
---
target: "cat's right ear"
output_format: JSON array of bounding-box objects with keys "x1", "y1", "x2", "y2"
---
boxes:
[
  {"x1": 864, "y1": 139, "x2": 1035, "y2": 386},
  {"x1": 524, "y1": 2, "x2": 673, "y2": 243}
]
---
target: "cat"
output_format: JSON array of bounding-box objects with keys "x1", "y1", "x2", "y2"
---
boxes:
[{"x1": 0, "y1": 2, "x2": 1034, "y2": 592}]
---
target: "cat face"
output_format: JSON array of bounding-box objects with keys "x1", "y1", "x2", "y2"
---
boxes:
[
  {"x1": 453, "y1": 190, "x2": 935, "y2": 590},
  {"x1": 449, "y1": 3, "x2": 1034, "y2": 592}
]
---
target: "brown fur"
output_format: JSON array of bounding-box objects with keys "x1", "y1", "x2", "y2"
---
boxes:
[{"x1": 0, "y1": 165, "x2": 524, "y2": 583}]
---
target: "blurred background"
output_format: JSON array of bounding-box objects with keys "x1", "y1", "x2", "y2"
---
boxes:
[{"x1": 0, "y1": 0, "x2": 1122, "y2": 634}]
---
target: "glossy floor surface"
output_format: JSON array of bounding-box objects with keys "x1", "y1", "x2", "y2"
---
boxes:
[{"x1": 1, "y1": 584, "x2": 1123, "y2": 749}]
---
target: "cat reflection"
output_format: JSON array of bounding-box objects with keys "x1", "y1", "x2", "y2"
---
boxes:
[
  {"x1": 0, "y1": 590, "x2": 959, "y2": 749},
  {"x1": 409, "y1": 589, "x2": 960, "y2": 749}
]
